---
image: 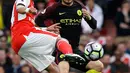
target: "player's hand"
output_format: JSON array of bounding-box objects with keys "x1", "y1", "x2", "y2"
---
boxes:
[
  {"x1": 82, "y1": 9, "x2": 91, "y2": 20},
  {"x1": 46, "y1": 23, "x2": 61, "y2": 34},
  {"x1": 120, "y1": 23, "x2": 129, "y2": 29},
  {"x1": 29, "y1": 7, "x2": 37, "y2": 14}
]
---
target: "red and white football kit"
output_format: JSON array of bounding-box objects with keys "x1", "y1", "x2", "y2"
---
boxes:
[
  {"x1": 11, "y1": 0, "x2": 59, "y2": 71},
  {"x1": 11, "y1": 0, "x2": 76, "y2": 71}
]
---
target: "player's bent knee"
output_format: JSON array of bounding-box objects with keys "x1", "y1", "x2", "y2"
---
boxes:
[
  {"x1": 57, "y1": 38, "x2": 69, "y2": 43},
  {"x1": 86, "y1": 60, "x2": 104, "y2": 72},
  {"x1": 47, "y1": 62, "x2": 60, "y2": 73},
  {"x1": 58, "y1": 61, "x2": 69, "y2": 73}
]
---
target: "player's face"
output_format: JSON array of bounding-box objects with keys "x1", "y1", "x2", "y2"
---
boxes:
[
  {"x1": 62, "y1": 0, "x2": 73, "y2": 5},
  {"x1": 87, "y1": 0, "x2": 94, "y2": 9},
  {"x1": 122, "y1": 3, "x2": 130, "y2": 11}
]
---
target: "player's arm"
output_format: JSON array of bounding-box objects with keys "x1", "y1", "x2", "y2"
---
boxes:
[
  {"x1": 16, "y1": 4, "x2": 27, "y2": 14},
  {"x1": 82, "y1": 9, "x2": 97, "y2": 29},
  {"x1": 35, "y1": 8, "x2": 49, "y2": 25},
  {"x1": 16, "y1": 0, "x2": 37, "y2": 14},
  {"x1": 17, "y1": 6, "x2": 37, "y2": 14},
  {"x1": 35, "y1": 3, "x2": 58, "y2": 25}
]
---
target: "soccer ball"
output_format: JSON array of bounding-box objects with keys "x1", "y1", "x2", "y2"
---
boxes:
[{"x1": 84, "y1": 42, "x2": 104, "y2": 61}]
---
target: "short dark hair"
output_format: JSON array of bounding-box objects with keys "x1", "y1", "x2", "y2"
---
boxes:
[
  {"x1": 121, "y1": 0, "x2": 129, "y2": 7},
  {"x1": 122, "y1": 0, "x2": 129, "y2": 4}
]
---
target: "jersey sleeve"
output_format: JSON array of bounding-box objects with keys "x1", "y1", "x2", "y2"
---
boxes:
[
  {"x1": 39, "y1": 2, "x2": 59, "y2": 19},
  {"x1": 16, "y1": 0, "x2": 30, "y2": 7},
  {"x1": 84, "y1": 16, "x2": 97, "y2": 29},
  {"x1": 35, "y1": 2, "x2": 59, "y2": 25}
]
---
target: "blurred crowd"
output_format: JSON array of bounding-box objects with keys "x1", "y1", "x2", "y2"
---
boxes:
[{"x1": 1, "y1": 0, "x2": 130, "y2": 73}]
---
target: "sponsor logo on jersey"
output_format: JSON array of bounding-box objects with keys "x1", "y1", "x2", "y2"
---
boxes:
[{"x1": 60, "y1": 19, "x2": 82, "y2": 25}]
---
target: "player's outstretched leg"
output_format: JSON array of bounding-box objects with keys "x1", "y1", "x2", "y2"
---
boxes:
[
  {"x1": 46, "y1": 62, "x2": 60, "y2": 73},
  {"x1": 86, "y1": 60, "x2": 104, "y2": 73},
  {"x1": 56, "y1": 38, "x2": 86, "y2": 63},
  {"x1": 58, "y1": 48, "x2": 104, "y2": 73},
  {"x1": 58, "y1": 61, "x2": 70, "y2": 73}
]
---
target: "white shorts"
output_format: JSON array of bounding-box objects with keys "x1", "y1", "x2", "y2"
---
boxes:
[{"x1": 18, "y1": 32, "x2": 58, "y2": 72}]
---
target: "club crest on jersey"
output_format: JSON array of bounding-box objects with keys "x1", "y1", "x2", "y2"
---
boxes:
[{"x1": 77, "y1": 10, "x2": 82, "y2": 16}]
